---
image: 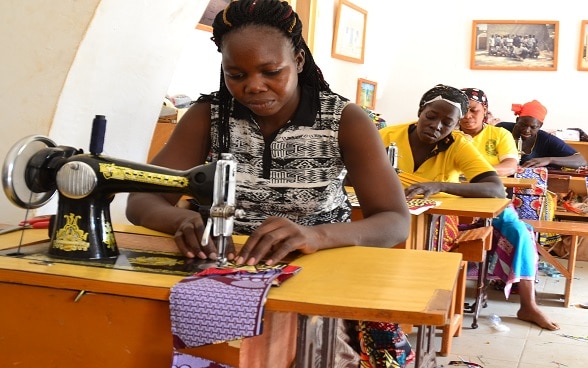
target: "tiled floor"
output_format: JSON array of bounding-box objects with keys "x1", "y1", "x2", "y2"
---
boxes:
[{"x1": 410, "y1": 258, "x2": 588, "y2": 368}]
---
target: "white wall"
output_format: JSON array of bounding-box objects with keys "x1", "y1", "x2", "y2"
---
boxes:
[
  {"x1": 2, "y1": 0, "x2": 588, "y2": 225},
  {"x1": 0, "y1": 0, "x2": 209, "y2": 224},
  {"x1": 169, "y1": 0, "x2": 588, "y2": 131}
]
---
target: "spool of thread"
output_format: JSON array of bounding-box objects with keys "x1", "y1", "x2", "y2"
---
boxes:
[{"x1": 90, "y1": 115, "x2": 107, "y2": 155}]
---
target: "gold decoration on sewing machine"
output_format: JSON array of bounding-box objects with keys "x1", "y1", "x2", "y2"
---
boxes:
[
  {"x1": 130, "y1": 256, "x2": 184, "y2": 267},
  {"x1": 103, "y1": 222, "x2": 116, "y2": 250},
  {"x1": 99, "y1": 163, "x2": 189, "y2": 188},
  {"x1": 53, "y1": 213, "x2": 90, "y2": 252}
]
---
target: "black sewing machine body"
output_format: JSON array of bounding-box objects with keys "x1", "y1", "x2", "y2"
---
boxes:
[{"x1": 3, "y1": 133, "x2": 237, "y2": 262}]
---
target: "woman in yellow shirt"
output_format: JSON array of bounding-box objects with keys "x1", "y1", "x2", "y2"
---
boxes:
[
  {"x1": 380, "y1": 84, "x2": 559, "y2": 330},
  {"x1": 458, "y1": 87, "x2": 558, "y2": 330}
]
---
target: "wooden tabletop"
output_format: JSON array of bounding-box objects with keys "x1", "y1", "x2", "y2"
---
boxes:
[
  {"x1": 522, "y1": 219, "x2": 588, "y2": 236},
  {"x1": 500, "y1": 177, "x2": 537, "y2": 189},
  {"x1": 0, "y1": 227, "x2": 461, "y2": 327},
  {"x1": 427, "y1": 196, "x2": 510, "y2": 218}
]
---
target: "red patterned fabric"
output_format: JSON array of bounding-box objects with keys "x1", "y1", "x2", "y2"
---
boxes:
[
  {"x1": 358, "y1": 321, "x2": 415, "y2": 368},
  {"x1": 435, "y1": 215, "x2": 460, "y2": 252}
]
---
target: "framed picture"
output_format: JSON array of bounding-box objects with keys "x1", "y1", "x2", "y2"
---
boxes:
[
  {"x1": 356, "y1": 78, "x2": 377, "y2": 110},
  {"x1": 470, "y1": 20, "x2": 559, "y2": 71},
  {"x1": 196, "y1": 0, "x2": 231, "y2": 32},
  {"x1": 578, "y1": 20, "x2": 588, "y2": 71},
  {"x1": 331, "y1": 0, "x2": 367, "y2": 64}
]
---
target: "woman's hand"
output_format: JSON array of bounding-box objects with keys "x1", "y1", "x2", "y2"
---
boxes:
[
  {"x1": 236, "y1": 217, "x2": 319, "y2": 266},
  {"x1": 405, "y1": 182, "x2": 443, "y2": 199},
  {"x1": 174, "y1": 213, "x2": 236, "y2": 260},
  {"x1": 520, "y1": 157, "x2": 551, "y2": 168}
]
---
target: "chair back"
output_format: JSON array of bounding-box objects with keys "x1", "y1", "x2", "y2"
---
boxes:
[{"x1": 512, "y1": 167, "x2": 548, "y2": 220}]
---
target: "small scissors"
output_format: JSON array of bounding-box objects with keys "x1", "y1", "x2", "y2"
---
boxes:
[{"x1": 0, "y1": 215, "x2": 52, "y2": 235}]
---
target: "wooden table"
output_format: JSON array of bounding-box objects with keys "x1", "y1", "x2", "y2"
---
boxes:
[
  {"x1": 500, "y1": 177, "x2": 537, "y2": 189},
  {"x1": 405, "y1": 196, "x2": 511, "y2": 251},
  {"x1": 346, "y1": 187, "x2": 510, "y2": 250},
  {"x1": 522, "y1": 219, "x2": 588, "y2": 307},
  {"x1": 0, "y1": 226, "x2": 461, "y2": 368}
]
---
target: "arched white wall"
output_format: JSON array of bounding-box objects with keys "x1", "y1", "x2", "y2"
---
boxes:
[{"x1": 0, "y1": 0, "x2": 209, "y2": 224}]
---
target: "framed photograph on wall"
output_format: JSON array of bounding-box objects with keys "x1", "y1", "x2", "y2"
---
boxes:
[
  {"x1": 331, "y1": 0, "x2": 367, "y2": 64},
  {"x1": 578, "y1": 20, "x2": 588, "y2": 71},
  {"x1": 470, "y1": 20, "x2": 559, "y2": 71},
  {"x1": 196, "y1": 0, "x2": 231, "y2": 32},
  {"x1": 356, "y1": 78, "x2": 377, "y2": 110}
]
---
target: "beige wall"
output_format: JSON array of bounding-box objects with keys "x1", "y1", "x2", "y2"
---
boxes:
[{"x1": 169, "y1": 0, "x2": 588, "y2": 130}]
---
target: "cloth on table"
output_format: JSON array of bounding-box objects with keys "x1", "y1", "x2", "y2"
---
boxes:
[
  {"x1": 171, "y1": 352, "x2": 234, "y2": 368},
  {"x1": 170, "y1": 263, "x2": 301, "y2": 349}
]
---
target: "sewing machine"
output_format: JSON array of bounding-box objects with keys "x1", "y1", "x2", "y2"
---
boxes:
[
  {"x1": 387, "y1": 142, "x2": 398, "y2": 170},
  {"x1": 2, "y1": 115, "x2": 241, "y2": 264}
]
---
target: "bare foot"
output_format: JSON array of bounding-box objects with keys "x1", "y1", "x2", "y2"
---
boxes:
[{"x1": 517, "y1": 307, "x2": 560, "y2": 330}]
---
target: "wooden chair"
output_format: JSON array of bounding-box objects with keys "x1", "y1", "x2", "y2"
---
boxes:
[{"x1": 439, "y1": 225, "x2": 493, "y2": 356}]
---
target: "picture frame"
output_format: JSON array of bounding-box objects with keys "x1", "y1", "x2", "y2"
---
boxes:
[
  {"x1": 331, "y1": 0, "x2": 367, "y2": 64},
  {"x1": 196, "y1": 0, "x2": 231, "y2": 32},
  {"x1": 578, "y1": 20, "x2": 588, "y2": 71},
  {"x1": 356, "y1": 78, "x2": 377, "y2": 110},
  {"x1": 470, "y1": 20, "x2": 559, "y2": 71}
]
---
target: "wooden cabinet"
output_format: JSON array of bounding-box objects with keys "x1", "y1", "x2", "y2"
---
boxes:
[
  {"x1": 565, "y1": 140, "x2": 588, "y2": 161},
  {"x1": 147, "y1": 119, "x2": 177, "y2": 162}
]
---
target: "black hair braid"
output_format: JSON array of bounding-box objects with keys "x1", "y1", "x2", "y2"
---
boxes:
[{"x1": 209, "y1": 0, "x2": 331, "y2": 155}]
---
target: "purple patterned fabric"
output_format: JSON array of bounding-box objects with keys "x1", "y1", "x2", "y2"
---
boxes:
[
  {"x1": 169, "y1": 269, "x2": 283, "y2": 348},
  {"x1": 171, "y1": 351, "x2": 234, "y2": 368}
]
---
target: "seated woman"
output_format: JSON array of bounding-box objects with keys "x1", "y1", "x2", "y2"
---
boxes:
[
  {"x1": 496, "y1": 100, "x2": 587, "y2": 169},
  {"x1": 458, "y1": 87, "x2": 559, "y2": 330},
  {"x1": 379, "y1": 84, "x2": 559, "y2": 330}
]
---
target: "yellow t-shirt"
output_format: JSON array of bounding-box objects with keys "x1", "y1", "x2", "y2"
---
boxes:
[
  {"x1": 454, "y1": 125, "x2": 518, "y2": 166},
  {"x1": 379, "y1": 122, "x2": 496, "y2": 183}
]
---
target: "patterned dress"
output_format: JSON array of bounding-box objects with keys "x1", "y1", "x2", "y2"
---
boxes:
[
  {"x1": 206, "y1": 89, "x2": 413, "y2": 368},
  {"x1": 208, "y1": 89, "x2": 352, "y2": 234}
]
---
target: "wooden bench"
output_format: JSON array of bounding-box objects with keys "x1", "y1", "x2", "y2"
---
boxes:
[
  {"x1": 440, "y1": 225, "x2": 493, "y2": 356},
  {"x1": 522, "y1": 219, "x2": 588, "y2": 307}
]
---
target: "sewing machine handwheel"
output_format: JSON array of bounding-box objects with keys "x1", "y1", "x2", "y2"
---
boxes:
[{"x1": 2, "y1": 135, "x2": 57, "y2": 209}]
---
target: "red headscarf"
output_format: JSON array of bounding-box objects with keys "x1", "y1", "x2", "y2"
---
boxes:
[{"x1": 511, "y1": 100, "x2": 547, "y2": 122}]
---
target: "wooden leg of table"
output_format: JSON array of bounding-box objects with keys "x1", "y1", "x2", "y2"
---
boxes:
[
  {"x1": 536, "y1": 238, "x2": 575, "y2": 307},
  {"x1": 439, "y1": 261, "x2": 466, "y2": 356},
  {"x1": 565, "y1": 235, "x2": 579, "y2": 308}
]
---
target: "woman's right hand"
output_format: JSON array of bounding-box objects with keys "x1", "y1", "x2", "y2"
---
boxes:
[{"x1": 173, "y1": 212, "x2": 236, "y2": 260}]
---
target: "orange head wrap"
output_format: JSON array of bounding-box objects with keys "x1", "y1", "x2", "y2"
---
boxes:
[{"x1": 511, "y1": 100, "x2": 547, "y2": 122}]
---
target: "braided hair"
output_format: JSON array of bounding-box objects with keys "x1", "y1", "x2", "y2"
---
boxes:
[{"x1": 207, "y1": 0, "x2": 331, "y2": 154}]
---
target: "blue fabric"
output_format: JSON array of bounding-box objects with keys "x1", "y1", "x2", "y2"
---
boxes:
[{"x1": 492, "y1": 206, "x2": 538, "y2": 281}]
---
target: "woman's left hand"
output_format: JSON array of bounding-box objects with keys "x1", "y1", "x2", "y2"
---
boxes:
[
  {"x1": 521, "y1": 157, "x2": 551, "y2": 168},
  {"x1": 405, "y1": 182, "x2": 442, "y2": 199},
  {"x1": 235, "y1": 217, "x2": 319, "y2": 266}
]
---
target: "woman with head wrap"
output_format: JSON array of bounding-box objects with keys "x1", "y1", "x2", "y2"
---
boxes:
[
  {"x1": 496, "y1": 100, "x2": 587, "y2": 169},
  {"x1": 380, "y1": 85, "x2": 560, "y2": 331},
  {"x1": 458, "y1": 88, "x2": 519, "y2": 177},
  {"x1": 379, "y1": 84, "x2": 505, "y2": 199},
  {"x1": 458, "y1": 88, "x2": 559, "y2": 331}
]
